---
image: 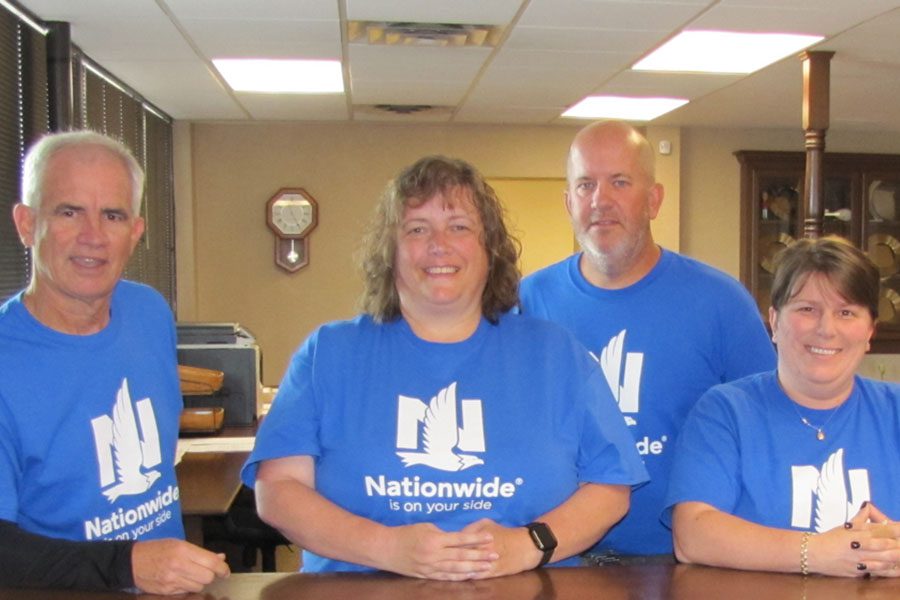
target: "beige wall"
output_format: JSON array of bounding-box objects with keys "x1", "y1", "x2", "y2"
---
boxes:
[
  {"x1": 646, "y1": 126, "x2": 681, "y2": 253},
  {"x1": 180, "y1": 122, "x2": 585, "y2": 384},
  {"x1": 488, "y1": 178, "x2": 572, "y2": 276},
  {"x1": 176, "y1": 121, "x2": 900, "y2": 385}
]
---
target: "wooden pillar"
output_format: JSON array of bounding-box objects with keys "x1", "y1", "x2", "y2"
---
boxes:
[{"x1": 801, "y1": 50, "x2": 834, "y2": 239}]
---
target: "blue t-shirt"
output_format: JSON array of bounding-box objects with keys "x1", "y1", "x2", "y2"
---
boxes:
[
  {"x1": 0, "y1": 281, "x2": 185, "y2": 542},
  {"x1": 664, "y1": 372, "x2": 900, "y2": 531},
  {"x1": 519, "y1": 250, "x2": 776, "y2": 554},
  {"x1": 243, "y1": 312, "x2": 648, "y2": 572}
]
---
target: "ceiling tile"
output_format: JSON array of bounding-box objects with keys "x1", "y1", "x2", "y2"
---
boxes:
[
  {"x1": 467, "y1": 73, "x2": 594, "y2": 107},
  {"x1": 490, "y1": 48, "x2": 632, "y2": 72},
  {"x1": 691, "y1": 3, "x2": 879, "y2": 36},
  {"x1": 100, "y1": 61, "x2": 246, "y2": 120},
  {"x1": 64, "y1": 19, "x2": 195, "y2": 60},
  {"x1": 348, "y1": 45, "x2": 490, "y2": 81},
  {"x1": 164, "y1": 0, "x2": 339, "y2": 21},
  {"x1": 351, "y1": 79, "x2": 469, "y2": 105},
  {"x1": 19, "y1": 0, "x2": 158, "y2": 19},
  {"x1": 455, "y1": 105, "x2": 564, "y2": 123},
  {"x1": 183, "y1": 18, "x2": 342, "y2": 59},
  {"x1": 517, "y1": 0, "x2": 708, "y2": 29},
  {"x1": 345, "y1": 0, "x2": 523, "y2": 24},
  {"x1": 821, "y1": 7, "x2": 900, "y2": 63},
  {"x1": 597, "y1": 70, "x2": 745, "y2": 99},
  {"x1": 654, "y1": 60, "x2": 803, "y2": 129},
  {"x1": 504, "y1": 26, "x2": 664, "y2": 53},
  {"x1": 236, "y1": 93, "x2": 349, "y2": 120}
]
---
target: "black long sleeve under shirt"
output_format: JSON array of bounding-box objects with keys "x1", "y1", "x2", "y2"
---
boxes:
[{"x1": 0, "y1": 519, "x2": 134, "y2": 591}]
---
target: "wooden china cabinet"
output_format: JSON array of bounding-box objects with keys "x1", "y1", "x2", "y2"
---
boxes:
[{"x1": 736, "y1": 150, "x2": 900, "y2": 353}]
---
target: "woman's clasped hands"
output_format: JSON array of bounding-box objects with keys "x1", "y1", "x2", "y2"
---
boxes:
[
  {"x1": 809, "y1": 502, "x2": 900, "y2": 578},
  {"x1": 382, "y1": 519, "x2": 543, "y2": 580}
]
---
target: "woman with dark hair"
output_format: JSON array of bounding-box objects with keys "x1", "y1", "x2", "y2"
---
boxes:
[
  {"x1": 243, "y1": 156, "x2": 647, "y2": 580},
  {"x1": 666, "y1": 236, "x2": 900, "y2": 577}
]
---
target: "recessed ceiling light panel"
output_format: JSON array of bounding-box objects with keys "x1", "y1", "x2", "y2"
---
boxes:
[
  {"x1": 562, "y1": 96, "x2": 689, "y2": 121},
  {"x1": 213, "y1": 59, "x2": 344, "y2": 94},
  {"x1": 633, "y1": 30, "x2": 824, "y2": 74}
]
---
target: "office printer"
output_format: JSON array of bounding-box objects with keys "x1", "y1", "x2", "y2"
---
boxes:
[{"x1": 176, "y1": 323, "x2": 261, "y2": 426}]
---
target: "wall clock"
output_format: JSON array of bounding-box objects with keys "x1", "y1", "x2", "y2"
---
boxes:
[{"x1": 265, "y1": 188, "x2": 318, "y2": 272}]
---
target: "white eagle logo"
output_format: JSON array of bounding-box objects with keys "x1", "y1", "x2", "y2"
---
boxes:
[
  {"x1": 813, "y1": 448, "x2": 856, "y2": 532},
  {"x1": 596, "y1": 329, "x2": 642, "y2": 426},
  {"x1": 100, "y1": 379, "x2": 162, "y2": 502},
  {"x1": 396, "y1": 382, "x2": 484, "y2": 472}
]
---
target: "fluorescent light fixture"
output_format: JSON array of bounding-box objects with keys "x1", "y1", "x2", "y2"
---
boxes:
[
  {"x1": 562, "y1": 96, "x2": 688, "y2": 121},
  {"x1": 633, "y1": 30, "x2": 824, "y2": 74},
  {"x1": 213, "y1": 59, "x2": 344, "y2": 93}
]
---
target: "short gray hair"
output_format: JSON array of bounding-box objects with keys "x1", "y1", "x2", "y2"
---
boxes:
[{"x1": 21, "y1": 130, "x2": 144, "y2": 214}]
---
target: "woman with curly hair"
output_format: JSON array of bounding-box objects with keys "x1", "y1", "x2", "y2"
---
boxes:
[{"x1": 243, "y1": 156, "x2": 647, "y2": 580}]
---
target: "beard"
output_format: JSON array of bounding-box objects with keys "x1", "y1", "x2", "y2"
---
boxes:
[{"x1": 576, "y1": 219, "x2": 652, "y2": 278}]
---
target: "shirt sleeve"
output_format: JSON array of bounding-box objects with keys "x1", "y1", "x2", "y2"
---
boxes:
[
  {"x1": 576, "y1": 357, "x2": 650, "y2": 488},
  {"x1": 241, "y1": 333, "x2": 321, "y2": 487},
  {"x1": 662, "y1": 386, "x2": 743, "y2": 527},
  {"x1": 0, "y1": 519, "x2": 134, "y2": 591}
]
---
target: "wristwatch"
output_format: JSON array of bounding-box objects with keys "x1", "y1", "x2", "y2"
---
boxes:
[{"x1": 526, "y1": 521, "x2": 558, "y2": 567}]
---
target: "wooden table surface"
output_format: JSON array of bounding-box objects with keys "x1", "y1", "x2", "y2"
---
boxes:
[
  {"x1": 176, "y1": 451, "x2": 248, "y2": 516},
  {"x1": 3, "y1": 564, "x2": 900, "y2": 600}
]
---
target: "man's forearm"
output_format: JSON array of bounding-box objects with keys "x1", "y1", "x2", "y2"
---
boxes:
[{"x1": 0, "y1": 519, "x2": 134, "y2": 591}]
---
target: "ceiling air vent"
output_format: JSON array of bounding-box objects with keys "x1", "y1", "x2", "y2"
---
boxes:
[
  {"x1": 375, "y1": 104, "x2": 433, "y2": 115},
  {"x1": 354, "y1": 104, "x2": 454, "y2": 121},
  {"x1": 348, "y1": 21, "x2": 502, "y2": 47}
]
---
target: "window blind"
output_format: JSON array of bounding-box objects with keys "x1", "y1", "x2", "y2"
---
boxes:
[{"x1": 0, "y1": 7, "x2": 48, "y2": 302}]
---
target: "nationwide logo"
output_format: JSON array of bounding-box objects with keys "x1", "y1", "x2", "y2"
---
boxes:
[
  {"x1": 791, "y1": 448, "x2": 870, "y2": 532},
  {"x1": 90, "y1": 379, "x2": 163, "y2": 502},
  {"x1": 395, "y1": 382, "x2": 485, "y2": 472},
  {"x1": 593, "y1": 329, "x2": 642, "y2": 426},
  {"x1": 84, "y1": 484, "x2": 179, "y2": 540}
]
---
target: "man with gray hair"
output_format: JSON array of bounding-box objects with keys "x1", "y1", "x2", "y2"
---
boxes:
[
  {"x1": 520, "y1": 121, "x2": 776, "y2": 561},
  {"x1": 0, "y1": 131, "x2": 229, "y2": 593}
]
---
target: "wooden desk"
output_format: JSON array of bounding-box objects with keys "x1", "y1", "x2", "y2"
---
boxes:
[
  {"x1": 4, "y1": 564, "x2": 900, "y2": 600},
  {"x1": 177, "y1": 451, "x2": 247, "y2": 516},
  {"x1": 175, "y1": 450, "x2": 248, "y2": 544},
  {"x1": 175, "y1": 423, "x2": 256, "y2": 542}
]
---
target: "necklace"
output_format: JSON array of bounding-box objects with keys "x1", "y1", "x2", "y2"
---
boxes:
[
  {"x1": 790, "y1": 401, "x2": 846, "y2": 441},
  {"x1": 776, "y1": 374, "x2": 851, "y2": 441}
]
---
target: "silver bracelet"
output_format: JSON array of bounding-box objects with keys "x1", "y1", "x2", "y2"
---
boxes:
[{"x1": 800, "y1": 531, "x2": 813, "y2": 576}]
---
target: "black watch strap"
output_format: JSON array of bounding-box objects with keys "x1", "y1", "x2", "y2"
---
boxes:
[{"x1": 526, "y1": 521, "x2": 558, "y2": 567}]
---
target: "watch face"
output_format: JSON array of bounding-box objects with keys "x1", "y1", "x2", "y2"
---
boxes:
[
  {"x1": 528, "y1": 522, "x2": 558, "y2": 550},
  {"x1": 271, "y1": 196, "x2": 314, "y2": 236}
]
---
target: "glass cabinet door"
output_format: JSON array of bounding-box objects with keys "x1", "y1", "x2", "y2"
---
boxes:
[
  {"x1": 756, "y1": 176, "x2": 801, "y2": 315},
  {"x1": 821, "y1": 175, "x2": 857, "y2": 242},
  {"x1": 738, "y1": 150, "x2": 900, "y2": 353},
  {"x1": 864, "y1": 175, "x2": 900, "y2": 342}
]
